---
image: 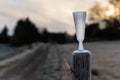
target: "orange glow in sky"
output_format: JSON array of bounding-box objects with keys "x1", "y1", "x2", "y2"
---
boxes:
[
  {"x1": 0, "y1": 0, "x2": 107, "y2": 35},
  {"x1": 105, "y1": 5, "x2": 115, "y2": 17}
]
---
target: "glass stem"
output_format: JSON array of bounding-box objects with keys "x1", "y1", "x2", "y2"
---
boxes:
[{"x1": 78, "y1": 41, "x2": 84, "y2": 50}]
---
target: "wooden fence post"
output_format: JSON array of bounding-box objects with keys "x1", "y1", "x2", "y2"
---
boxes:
[{"x1": 71, "y1": 50, "x2": 91, "y2": 80}]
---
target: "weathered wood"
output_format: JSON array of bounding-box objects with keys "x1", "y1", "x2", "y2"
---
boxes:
[{"x1": 72, "y1": 50, "x2": 91, "y2": 80}]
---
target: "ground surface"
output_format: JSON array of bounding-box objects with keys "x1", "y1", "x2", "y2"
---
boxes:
[
  {"x1": 0, "y1": 41, "x2": 120, "y2": 80},
  {"x1": 0, "y1": 43, "x2": 63, "y2": 80},
  {"x1": 61, "y1": 41, "x2": 120, "y2": 80}
]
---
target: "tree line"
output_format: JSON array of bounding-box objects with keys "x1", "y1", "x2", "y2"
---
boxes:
[
  {"x1": 0, "y1": 18, "x2": 75, "y2": 46},
  {"x1": 86, "y1": 0, "x2": 120, "y2": 41},
  {"x1": 1, "y1": 17, "x2": 120, "y2": 46},
  {"x1": 86, "y1": 19, "x2": 120, "y2": 41}
]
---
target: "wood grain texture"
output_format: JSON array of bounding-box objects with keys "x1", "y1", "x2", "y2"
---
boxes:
[{"x1": 72, "y1": 51, "x2": 91, "y2": 80}]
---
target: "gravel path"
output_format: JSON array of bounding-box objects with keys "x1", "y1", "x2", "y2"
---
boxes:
[
  {"x1": 0, "y1": 42, "x2": 106, "y2": 80},
  {"x1": 40, "y1": 45, "x2": 62, "y2": 80},
  {"x1": 0, "y1": 44, "x2": 50, "y2": 80}
]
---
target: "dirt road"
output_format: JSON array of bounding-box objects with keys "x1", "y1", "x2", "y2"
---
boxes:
[
  {"x1": 0, "y1": 44, "x2": 52, "y2": 80},
  {"x1": 0, "y1": 42, "x2": 105, "y2": 80}
]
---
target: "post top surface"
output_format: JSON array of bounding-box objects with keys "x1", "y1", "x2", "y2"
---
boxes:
[
  {"x1": 73, "y1": 50, "x2": 90, "y2": 54},
  {"x1": 73, "y1": 11, "x2": 86, "y2": 14}
]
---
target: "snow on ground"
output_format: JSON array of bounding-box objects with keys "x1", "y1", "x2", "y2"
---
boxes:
[
  {"x1": 60, "y1": 41, "x2": 120, "y2": 80},
  {"x1": 0, "y1": 44, "x2": 13, "y2": 55},
  {"x1": 0, "y1": 41, "x2": 120, "y2": 80},
  {"x1": 0, "y1": 43, "x2": 42, "y2": 66},
  {"x1": 0, "y1": 43, "x2": 41, "y2": 66}
]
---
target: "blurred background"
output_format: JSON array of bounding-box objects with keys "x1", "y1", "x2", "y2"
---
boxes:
[{"x1": 0, "y1": 0, "x2": 120, "y2": 80}]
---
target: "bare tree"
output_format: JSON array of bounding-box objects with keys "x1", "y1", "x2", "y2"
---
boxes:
[
  {"x1": 109, "y1": 0, "x2": 120, "y2": 21},
  {"x1": 89, "y1": 0, "x2": 120, "y2": 21},
  {"x1": 89, "y1": 2, "x2": 108, "y2": 21}
]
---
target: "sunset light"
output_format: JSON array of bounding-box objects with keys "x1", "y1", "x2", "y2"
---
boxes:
[{"x1": 105, "y1": 5, "x2": 115, "y2": 17}]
